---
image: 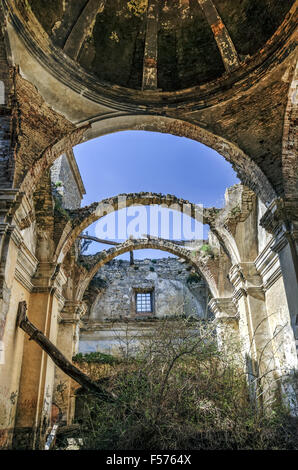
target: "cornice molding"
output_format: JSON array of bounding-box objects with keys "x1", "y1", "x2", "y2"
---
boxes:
[
  {"x1": 59, "y1": 301, "x2": 87, "y2": 324},
  {"x1": 260, "y1": 197, "x2": 298, "y2": 235},
  {"x1": 15, "y1": 241, "x2": 38, "y2": 286},
  {"x1": 208, "y1": 297, "x2": 239, "y2": 322},
  {"x1": 263, "y1": 266, "x2": 282, "y2": 291}
]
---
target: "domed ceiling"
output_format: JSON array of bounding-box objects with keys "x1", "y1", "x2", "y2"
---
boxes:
[{"x1": 26, "y1": 0, "x2": 294, "y2": 92}]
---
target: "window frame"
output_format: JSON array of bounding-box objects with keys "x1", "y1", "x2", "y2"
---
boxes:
[{"x1": 133, "y1": 288, "x2": 155, "y2": 316}]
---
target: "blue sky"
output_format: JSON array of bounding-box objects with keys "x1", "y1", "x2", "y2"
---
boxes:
[{"x1": 74, "y1": 131, "x2": 239, "y2": 259}]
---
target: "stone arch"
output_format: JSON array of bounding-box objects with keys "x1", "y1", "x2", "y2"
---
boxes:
[
  {"x1": 209, "y1": 226, "x2": 241, "y2": 266},
  {"x1": 18, "y1": 115, "x2": 275, "y2": 205},
  {"x1": 76, "y1": 238, "x2": 219, "y2": 302},
  {"x1": 54, "y1": 191, "x2": 219, "y2": 264}
]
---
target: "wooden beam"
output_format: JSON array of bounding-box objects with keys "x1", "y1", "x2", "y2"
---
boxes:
[
  {"x1": 198, "y1": 0, "x2": 240, "y2": 73},
  {"x1": 17, "y1": 301, "x2": 115, "y2": 400},
  {"x1": 142, "y1": 0, "x2": 159, "y2": 90},
  {"x1": 79, "y1": 234, "x2": 120, "y2": 246},
  {"x1": 130, "y1": 250, "x2": 134, "y2": 265},
  {"x1": 143, "y1": 234, "x2": 189, "y2": 246},
  {"x1": 63, "y1": 0, "x2": 105, "y2": 60}
]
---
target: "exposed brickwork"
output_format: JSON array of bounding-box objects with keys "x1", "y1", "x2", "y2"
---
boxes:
[
  {"x1": 144, "y1": 118, "x2": 276, "y2": 204},
  {"x1": 12, "y1": 72, "x2": 75, "y2": 187},
  {"x1": 4, "y1": 1, "x2": 296, "y2": 205},
  {"x1": 0, "y1": 1, "x2": 297, "y2": 451},
  {"x1": 195, "y1": 75, "x2": 291, "y2": 198},
  {"x1": 33, "y1": 170, "x2": 55, "y2": 261},
  {"x1": 282, "y1": 62, "x2": 298, "y2": 200},
  {"x1": 0, "y1": 20, "x2": 14, "y2": 188}
]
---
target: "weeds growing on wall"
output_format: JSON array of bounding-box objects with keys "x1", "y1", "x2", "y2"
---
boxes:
[{"x1": 56, "y1": 317, "x2": 298, "y2": 450}]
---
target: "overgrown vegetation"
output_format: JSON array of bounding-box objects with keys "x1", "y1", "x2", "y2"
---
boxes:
[
  {"x1": 200, "y1": 244, "x2": 213, "y2": 256},
  {"x1": 53, "y1": 197, "x2": 71, "y2": 220},
  {"x1": 72, "y1": 352, "x2": 119, "y2": 365},
  {"x1": 58, "y1": 318, "x2": 298, "y2": 450},
  {"x1": 186, "y1": 272, "x2": 201, "y2": 284}
]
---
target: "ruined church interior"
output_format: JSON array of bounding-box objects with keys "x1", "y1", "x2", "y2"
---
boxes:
[{"x1": 0, "y1": 0, "x2": 297, "y2": 451}]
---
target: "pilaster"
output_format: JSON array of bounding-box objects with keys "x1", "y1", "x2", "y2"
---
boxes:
[
  {"x1": 208, "y1": 297, "x2": 239, "y2": 352},
  {"x1": 260, "y1": 198, "x2": 298, "y2": 337},
  {"x1": 13, "y1": 263, "x2": 67, "y2": 449},
  {"x1": 229, "y1": 262, "x2": 280, "y2": 403},
  {"x1": 55, "y1": 300, "x2": 87, "y2": 425}
]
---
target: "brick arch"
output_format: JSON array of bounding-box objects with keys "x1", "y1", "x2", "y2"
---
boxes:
[
  {"x1": 18, "y1": 115, "x2": 275, "y2": 207},
  {"x1": 76, "y1": 238, "x2": 219, "y2": 302},
  {"x1": 85, "y1": 114, "x2": 276, "y2": 204},
  {"x1": 282, "y1": 60, "x2": 298, "y2": 201},
  {"x1": 18, "y1": 126, "x2": 88, "y2": 196},
  {"x1": 54, "y1": 192, "x2": 219, "y2": 264}
]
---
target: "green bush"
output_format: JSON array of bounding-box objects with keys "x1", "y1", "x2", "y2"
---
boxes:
[
  {"x1": 72, "y1": 352, "x2": 119, "y2": 365},
  {"x1": 200, "y1": 244, "x2": 213, "y2": 255},
  {"x1": 64, "y1": 319, "x2": 298, "y2": 450}
]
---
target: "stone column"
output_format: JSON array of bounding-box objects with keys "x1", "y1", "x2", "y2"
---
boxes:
[{"x1": 54, "y1": 301, "x2": 87, "y2": 425}]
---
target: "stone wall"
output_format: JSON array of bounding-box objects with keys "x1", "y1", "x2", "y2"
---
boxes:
[
  {"x1": 79, "y1": 257, "x2": 211, "y2": 354},
  {"x1": 50, "y1": 151, "x2": 85, "y2": 210},
  {"x1": 88, "y1": 257, "x2": 210, "y2": 322}
]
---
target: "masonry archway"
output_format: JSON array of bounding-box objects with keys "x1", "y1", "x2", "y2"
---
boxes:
[
  {"x1": 54, "y1": 191, "x2": 240, "y2": 265},
  {"x1": 19, "y1": 115, "x2": 276, "y2": 207},
  {"x1": 76, "y1": 238, "x2": 220, "y2": 303}
]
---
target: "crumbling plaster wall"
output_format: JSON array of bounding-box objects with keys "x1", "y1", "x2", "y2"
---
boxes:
[{"x1": 80, "y1": 256, "x2": 211, "y2": 355}]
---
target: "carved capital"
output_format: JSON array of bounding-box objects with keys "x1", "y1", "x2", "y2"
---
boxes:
[
  {"x1": 59, "y1": 301, "x2": 87, "y2": 324},
  {"x1": 229, "y1": 262, "x2": 264, "y2": 300},
  {"x1": 31, "y1": 263, "x2": 67, "y2": 301}
]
